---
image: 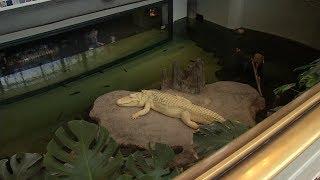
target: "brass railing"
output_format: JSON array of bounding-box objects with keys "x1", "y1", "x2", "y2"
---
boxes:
[{"x1": 176, "y1": 83, "x2": 320, "y2": 180}]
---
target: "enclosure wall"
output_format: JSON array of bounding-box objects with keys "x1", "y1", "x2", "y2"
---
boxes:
[
  {"x1": 242, "y1": 0, "x2": 320, "y2": 50},
  {"x1": 197, "y1": 0, "x2": 320, "y2": 50}
]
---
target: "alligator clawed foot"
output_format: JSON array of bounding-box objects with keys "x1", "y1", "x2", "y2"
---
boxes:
[
  {"x1": 193, "y1": 128, "x2": 200, "y2": 133},
  {"x1": 131, "y1": 114, "x2": 139, "y2": 120}
]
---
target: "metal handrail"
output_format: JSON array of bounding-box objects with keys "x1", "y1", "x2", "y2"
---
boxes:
[{"x1": 175, "y1": 83, "x2": 320, "y2": 180}]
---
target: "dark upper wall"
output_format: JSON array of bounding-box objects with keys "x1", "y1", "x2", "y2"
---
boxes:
[
  {"x1": 197, "y1": 0, "x2": 231, "y2": 27},
  {"x1": 242, "y1": 0, "x2": 320, "y2": 50},
  {"x1": 197, "y1": 0, "x2": 320, "y2": 50}
]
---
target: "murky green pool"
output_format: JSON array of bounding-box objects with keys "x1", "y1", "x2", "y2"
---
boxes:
[{"x1": 0, "y1": 39, "x2": 221, "y2": 157}]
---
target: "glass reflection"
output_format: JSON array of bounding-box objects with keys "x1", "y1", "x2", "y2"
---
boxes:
[{"x1": 0, "y1": 2, "x2": 170, "y2": 101}]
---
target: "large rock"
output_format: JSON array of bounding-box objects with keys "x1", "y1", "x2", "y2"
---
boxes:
[
  {"x1": 165, "y1": 81, "x2": 265, "y2": 127},
  {"x1": 89, "y1": 81, "x2": 264, "y2": 150},
  {"x1": 89, "y1": 90, "x2": 194, "y2": 150}
]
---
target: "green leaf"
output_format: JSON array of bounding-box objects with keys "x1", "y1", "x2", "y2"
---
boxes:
[
  {"x1": 125, "y1": 143, "x2": 176, "y2": 180},
  {"x1": 117, "y1": 174, "x2": 133, "y2": 180},
  {"x1": 295, "y1": 59, "x2": 320, "y2": 71},
  {"x1": 273, "y1": 83, "x2": 296, "y2": 95},
  {"x1": 0, "y1": 153, "x2": 43, "y2": 180},
  {"x1": 296, "y1": 59, "x2": 320, "y2": 89},
  {"x1": 194, "y1": 120, "x2": 249, "y2": 158},
  {"x1": 299, "y1": 73, "x2": 319, "y2": 88},
  {"x1": 276, "y1": 58, "x2": 320, "y2": 95},
  {"x1": 294, "y1": 64, "x2": 314, "y2": 71},
  {"x1": 44, "y1": 120, "x2": 123, "y2": 180}
]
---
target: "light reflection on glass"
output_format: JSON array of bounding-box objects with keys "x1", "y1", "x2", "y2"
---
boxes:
[{"x1": 0, "y1": 2, "x2": 169, "y2": 100}]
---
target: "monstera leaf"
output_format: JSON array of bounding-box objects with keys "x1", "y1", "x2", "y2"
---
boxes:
[
  {"x1": 194, "y1": 120, "x2": 249, "y2": 158},
  {"x1": 0, "y1": 153, "x2": 43, "y2": 180},
  {"x1": 125, "y1": 143, "x2": 178, "y2": 180},
  {"x1": 43, "y1": 120, "x2": 123, "y2": 180}
]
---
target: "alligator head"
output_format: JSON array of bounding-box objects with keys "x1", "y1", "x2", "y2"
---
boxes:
[{"x1": 116, "y1": 92, "x2": 145, "y2": 107}]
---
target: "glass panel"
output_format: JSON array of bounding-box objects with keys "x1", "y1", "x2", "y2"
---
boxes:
[
  {"x1": 0, "y1": 2, "x2": 170, "y2": 101},
  {"x1": 0, "y1": 0, "x2": 37, "y2": 8}
]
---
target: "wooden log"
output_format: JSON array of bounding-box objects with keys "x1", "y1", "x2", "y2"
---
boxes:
[
  {"x1": 161, "y1": 68, "x2": 171, "y2": 90},
  {"x1": 172, "y1": 61, "x2": 183, "y2": 90},
  {"x1": 161, "y1": 58, "x2": 206, "y2": 94}
]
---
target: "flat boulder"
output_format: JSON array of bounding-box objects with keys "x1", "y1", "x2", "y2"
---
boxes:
[
  {"x1": 165, "y1": 81, "x2": 265, "y2": 127},
  {"x1": 89, "y1": 81, "x2": 264, "y2": 150}
]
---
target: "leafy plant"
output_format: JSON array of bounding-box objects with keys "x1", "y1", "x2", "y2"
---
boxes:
[
  {"x1": 193, "y1": 120, "x2": 250, "y2": 158},
  {"x1": 274, "y1": 58, "x2": 320, "y2": 95},
  {"x1": 125, "y1": 143, "x2": 178, "y2": 180},
  {"x1": 0, "y1": 118, "x2": 251, "y2": 180},
  {"x1": 0, "y1": 153, "x2": 43, "y2": 180},
  {"x1": 273, "y1": 83, "x2": 296, "y2": 95},
  {"x1": 1, "y1": 120, "x2": 183, "y2": 180},
  {"x1": 43, "y1": 120, "x2": 123, "y2": 180},
  {"x1": 117, "y1": 174, "x2": 134, "y2": 180}
]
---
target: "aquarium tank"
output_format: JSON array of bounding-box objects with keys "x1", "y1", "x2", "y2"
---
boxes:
[
  {"x1": 0, "y1": 0, "x2": 320, "y2": 179},
  {"x1": 0, "y1": 0, "x2": 174, "y2": 158},
  {"x1": 0, "y1": 1, "x2": 171, "y2": 103}
]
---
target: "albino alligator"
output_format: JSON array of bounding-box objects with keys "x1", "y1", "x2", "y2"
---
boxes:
[{"x1": 116, "y1": 90, "x2": 226, "y2": 129}]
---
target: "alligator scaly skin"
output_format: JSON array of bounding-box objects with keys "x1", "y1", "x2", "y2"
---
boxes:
[{"x1": 117, "y1": 90, "x2": 226, "y2": 129}]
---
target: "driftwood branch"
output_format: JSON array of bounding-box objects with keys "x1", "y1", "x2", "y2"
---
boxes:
[{"x1": 251, "y1": 53, "x2": 264, "y2": 96}]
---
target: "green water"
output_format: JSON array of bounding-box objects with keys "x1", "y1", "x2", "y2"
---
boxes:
[
  {"x1": 0, "y1": 39, "x2": 221, "y2": 157},
  {"x1": 0, "y1": 30, "x2": 167, "y2": 100}
]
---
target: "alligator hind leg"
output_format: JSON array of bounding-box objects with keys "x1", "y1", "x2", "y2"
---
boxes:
[
  {"x1": 132, "y1": 103, "x2": 151, "y2": 119},
  {"x1": 181, "y1": 111, "x2": 199, "y2": 129}
]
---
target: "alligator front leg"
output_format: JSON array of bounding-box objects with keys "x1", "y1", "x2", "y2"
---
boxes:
[
  {"x1": 181, "y1": 111, "x2": 199, "y2": 129},
  {"x1": 132, "y1": 102, "x2": 151, "y2": 119}
]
